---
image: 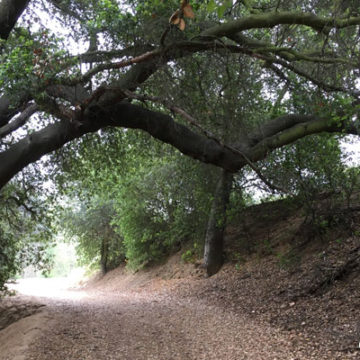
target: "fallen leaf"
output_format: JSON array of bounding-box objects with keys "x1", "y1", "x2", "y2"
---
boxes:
[
  {"x1": 183, "y1": 4, "x2": 195, "y2": 19},
  {"x1": 179, "y1": 18, "x2": 186, "y2": 31}
]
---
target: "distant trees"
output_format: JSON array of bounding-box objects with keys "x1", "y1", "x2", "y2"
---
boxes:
[
  {"x1": 0, "y1": 167, "x2": 54, "y2": 293},
  {"x1": 61, "y1": 198, "x2": 124, "y2": 274}
]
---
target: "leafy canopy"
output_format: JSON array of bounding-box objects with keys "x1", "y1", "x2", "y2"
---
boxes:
[{"x1": 1, "y1": 0, "x2": 360, "y2": 280}]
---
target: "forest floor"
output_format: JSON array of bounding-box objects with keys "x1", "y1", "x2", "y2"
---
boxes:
[{"x1": 1, "y1": 197, "x2": 360, "y2": 359}]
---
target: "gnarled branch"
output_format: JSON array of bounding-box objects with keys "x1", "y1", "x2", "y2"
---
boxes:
[{"x1": 0, "y1": 103, "x2": 38, "y2": 139}]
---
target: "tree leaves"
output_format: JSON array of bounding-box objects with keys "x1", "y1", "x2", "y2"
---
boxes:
[
  {"x1": 0, "y1": 174, "x2": 55, "y2": 294},
  {"x1": 206, "y1": 0, "x2": 232, "y2": 18},
  {"x1": 169, "y1": 0, "x2": 195, "y2": 31}
]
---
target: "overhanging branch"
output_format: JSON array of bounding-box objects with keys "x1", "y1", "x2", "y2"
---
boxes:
[
  {"x1": 2, "y1": 95, "x2": 358, "y2": 192},
  {"x1": 0, "y1": 103, "x2": 38, "y2": 139},
  {"x1": 202, "y1": 12, "x2": 360, "y2": 38}
]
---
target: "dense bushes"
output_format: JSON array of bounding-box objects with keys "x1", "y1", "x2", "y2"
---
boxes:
[
  {"x1": 0, "y1": 177, "x2": 54, "y2": 294},
  {"x1": 61, "y1": 198, "x2": 125, "y2": 274},
  {"x1": 112, "y1": 159, "x2": 217, "y2": 269},
  {"x1": 56, "y1": 130, "x2": 219, "y2": 271}
]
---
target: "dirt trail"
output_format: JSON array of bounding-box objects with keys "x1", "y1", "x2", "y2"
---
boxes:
[
  {"x1": 0, "y1": 278, "x2": 303, "y2": 360},
  {"x1": 1, "y1": 264, "x2": 358, "y2": 360}
]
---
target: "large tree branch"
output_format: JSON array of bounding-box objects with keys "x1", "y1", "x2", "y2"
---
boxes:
[
  {"x1": 0, "y1": 92, "x2": 31, "y2": 127},
  {"x1": 1, "y1": 9, "x2": 360, "y2": 190},
  {"x1": 250, "y1": 116, "x2": 359, "y2": 161},
  {"x1": 0, "y1": 103, "x2": 246, "y2": 189},
  {"x1": 63, "y1": 40, "x2": 241, "y2": 87},
  {"x1": 1, "y1": 100, "x2": 359, "y2": 191},
  {"x1": 119, "y1": 90, "x2": 288, "y2": 193},
  {"x1": 0, "y1": 0, "x2": 29, "y2": 40},
  {"x1": 248, "y1": 114, "x2": 319, "y2": 144},
  {"x1": 0, "y1": 118, "x2": 95, "y2": 190},
  {"x1": 77, "y1": 45, "x2": 156, "y2": 64},
  {"x1": 229, "y1": 33, "x2": 356, "y2": 66},
  {"x1": 49, "y1": 0, "x2": 85, "y2": 22},
  {"x1": 202, "y1": 12, "x2": 360, "y2": 38},
  {"x1": 0, "y1": 103, "x2": 38, "y2": 139},
  {"x1": 228, "y1": 34, "x2": 359, "y2": 95},
  {"x1": 0, "y1": 96, "x2": 19, "y2": 128},
  {"x1": 46, "y1": 84, "x2": 89, "y2": 105},
  {"x1": 64, "y1": 49, "x2": 164, "y2": 86}
]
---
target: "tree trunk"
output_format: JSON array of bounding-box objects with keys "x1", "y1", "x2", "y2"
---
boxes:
[
  {"x1": 0, "y1": 0, "x2": 30, "y2": 40},
  {"x1": 203, "y1": 169, "x2": 233, "y2": 276},
  {"x1": 100, "y1": 238, "x2": 109, "y2": 275}
]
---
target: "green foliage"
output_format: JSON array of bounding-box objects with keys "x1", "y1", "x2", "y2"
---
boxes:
[
  {"x1": 0, "y1": 228, "x2": 18, "y2": 294},
  {"x1": 112, "y1": 152, "x2": 216, "y2": 269},
  {"x1": 47, "y1": 242, "x2": 78, "y2": 278},
  {"x1": 60, "y1": 197, "x2": 125, "y2": 272},
  {"x1": 0, "y1": 28, "x2": 72, "y2": 100},
  {"x1": 258, "y1": 134, "x2": 347, "y2": 198},
  {"x1": 342, "y1": 166, "x2": 360, "y2": 207},
  {"x1": 214, "y1": 0, "x2": 233, "y2": 18},
  {"x1": 259, "y1": 238, "x2": 274, "y2": 256},
  {"x1": 53, "y1": 127, "x2": 216, "y2": 270},
  {"x1": 233, "y1": 252, "x2": 246, "y2": 271},
  {"x1": 46, "y1": 0, "x2": 360, "y2": 271},
  {"x1": 2, "y1": 0, "x2": 360, "y2": 280},
  {"x1": 0, "y1": 172, "x2": 55, "y2": 294},
  {"x1": 181, "y1": 242, "x2": 201, "y2": 263},
  {"x1": 257, "y1": 133, "x2": 360, "y2": 224}
]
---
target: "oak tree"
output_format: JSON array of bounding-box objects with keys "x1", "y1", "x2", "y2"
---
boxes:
[{"x1": 1, "y1": 0, "x2": 360, "y2": 274}]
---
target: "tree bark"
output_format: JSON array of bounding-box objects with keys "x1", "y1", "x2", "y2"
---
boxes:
[
  {"x1": 202, "y1": 11, "x2": 360, "y2": 39},
  {"x1": 100, "y1": 238, "x2": 109, "y2": 275},
  {"x1": 0, "y1": 0, "x2": 29, "y2": 40},
  {"x1": 203, "y1": 169, "x2": 233, "y2": 276}
]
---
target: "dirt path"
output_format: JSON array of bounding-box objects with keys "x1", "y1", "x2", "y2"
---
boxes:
[
  {"x1": 1, "y1": 280, "x2": 301, "y2": 360},
  {"x1": 1, "y1": 272, "x2": 357, "y2": 360}
]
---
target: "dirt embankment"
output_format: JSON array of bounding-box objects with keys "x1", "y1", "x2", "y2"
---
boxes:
[
  {"x1": 0, "y1": 297, "x2": 44, "y2": 332},
  {"x1": 0, "y1": 297, "x2": 49, "y2": 360}
]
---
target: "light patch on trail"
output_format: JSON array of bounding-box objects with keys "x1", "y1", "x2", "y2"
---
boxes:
[{"x1": 9, "y1": 277, "x2": 87, "y2": 301}]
